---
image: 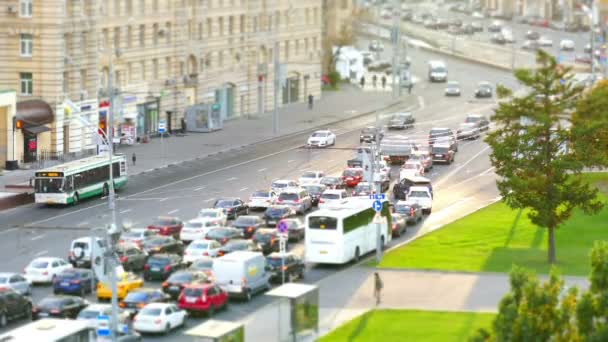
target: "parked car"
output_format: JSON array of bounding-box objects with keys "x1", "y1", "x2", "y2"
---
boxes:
[
  {"x1": 444, "y1": 81, "x2": 461, "y2": 96},
  {"x1": 24, "y1": 257, "x2": 73, "y2": 284},
  {"x1": 465, "y1": 114, "x2": 490, "y2": 131},
  {"x1": 0, "y1": 272, "x2": 31, "y2": 296},
  {"x1": 116, "y1": 244, "x2": 148, "y2": 272},
  {"x1": 147, "y1": 217, "x2": 184, "y2": 239},
  {"x1": 232, "y1": 215, "x2": 264, "y2": 238},
  {"x1": 265, "y1": 253, "x2": 305, "y2": 283},
  {"x1": 307, "y1": 130, "x2": 336, "y2": 147},
  {"x1": 276, "y1": 189, "x2": 313, "y2": 214},
  {"x1": 205, "y1": 227, "x2": 244, "y2": 245},
  {"x1": 247, "y1": 190, "x2": 278, "y2": 210},
  {"x1": 213, "y1": 251, "x2": 270, "y2": 301},
  {"x1": 490, "y1": 33, "x2": 506, "y2": 44},
  {"x1": 184, "y1": 239, "x2": 222, "y2": 263},
  {"x1": 474, "y1": 82, "x2": 493, "y2": 98},
  {"x1": 301, "y1": 184, "x2": 326, "y2": 206},
  {"x1": 525, "y1": 30, "x2": 540, "y2": 40},
  {"x1": 179, "y1": 219, "x2": 221, "y2": 244},
  {"x1": 359, "y1": 126, "x2": 384, "y2": 143},
  {"x1": 97, "y1": 273, "x2": 144, "y2": 301},
  {"x1": 52, "y1": 268, "x2": 94, "y2": 296},
  {"x1": 487, "y1": 20, "x2": 502, "y2": 32},
  {"x1": 213, "y1": 198, "x2": 249, "y2": 220},
  {"x1": 178, "y1": 283, "x2": 229, "y2": 316},
  {"x1": 120, "y1": 288, "x2": 170, "y2": 316},
  {"x1": 319, "y1": 176, "x2": 346, "y2": 189},
  {"x1": 120, "y1": 229, "x2": 158, "y2": 249},
  {"x1": 132, "y1": 303, "x2": 187, "y2": 334},
  {"x1": 68, "y1": 237, "x2": 107, "y2": 268},
  {"x1": 278, "y1": 218, "x2": 305, "y2": 242},
  {"x1": 142, "y1": 236, "x2": 184, "y2": 256},
  {"x1": 32, "y1": 295, "x2": 88, "y2": 320},
  {"x1": 162, "y1": 270, "x2": 209, "y2": 300},
  {"x1": 560, "y1": 39, "x2": 575, "y2": 51},
  {"x1": 252, "y1": 229, "x2": 280, "y2": 255},
  {"x1": 0, "y1": 288, "x2": 32, "y2": 325},
  {"x1": 298, "y1": 171, "x2": 325, "y2": 186},
  {"x1": 143, "y1": 254, "x2": 187, "y2": 281},
  {"x1": 196, "y1": 209, "x2": 228, "y2": 226},
  {"x1": 457, "y1": 123, "x2": 481, "y2": 140},
  {"x1": 394, "y1": 200, "x2": 424, "y2": 225},
  {"x1": 387, "y1": 112, "x2": 415, "y2": 129},
  {"x1": 263, "y1": 205, "x2": 296, "y2": 227},
  {"x1": 342, "y1": 168, "x2": 364, "y2": 188}
]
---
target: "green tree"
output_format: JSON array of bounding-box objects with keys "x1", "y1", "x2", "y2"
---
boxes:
[
  {"x1": 572, "y1": 80, "x2": 608, "y2": 167},
  {"x1": 486, "y1": 50, "x2": 604, "y2": 264}
]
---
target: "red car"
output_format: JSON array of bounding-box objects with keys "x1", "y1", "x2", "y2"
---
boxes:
[
  {"x1": 147, "y1": 216, "x2": 184, "y2": 239},
  {"x1": 342, "y1": 168, "x2": 364, "y2": 187},
  {"x1": 178, "y1": 283, "x2": 228, "y2": 316}
]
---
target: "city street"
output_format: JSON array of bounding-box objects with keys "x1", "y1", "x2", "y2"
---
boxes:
[{"x1": 0, "y1": 40, "x2": 519, "y2": 340}]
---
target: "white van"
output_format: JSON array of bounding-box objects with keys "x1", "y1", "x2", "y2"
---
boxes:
[
  {"x1": 213, "y1": 251, "x2": 270, "y2": 301},
  {"x1": 428, "y1": 60, "x2": 448, "y2": 82},
  {"x1": 68, "y1": 237, "x2": 107, "y2": 268}
]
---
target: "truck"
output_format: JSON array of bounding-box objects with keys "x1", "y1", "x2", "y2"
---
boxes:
[
  {"x1": 213, "y1": 251, "x2": 270, "y2": 301},
  {"x1": 407, "y1": 186, "x2": 433, "y2": 214},
  {"x1": 379, "y1": 135, "x2": 415, "y2": 164}
]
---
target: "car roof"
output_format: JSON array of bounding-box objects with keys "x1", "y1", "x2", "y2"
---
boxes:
[
  {"x1": 396, "y1": 200, "x2": 419, "y2": 206},
  {"x1": 268, "y1": 252, "x2": 297, "y2": 258},
  {"x1": 143, "y1": 303, "x2": 172, "y2": 309},
  {"x1": 410, "y1": 186, "x2": 431, "y2": 191},
  {"x1": 32, "y1": 257, "x2": 62, "y2": 262},
  {"x1": 313, "y1": 130, "x2": 331, "y2": 133},
  {"x1": 273, "y1": 179, "x2": 295, "y2": 183},
  {"x1": 323, "y1": 189, "x2": 346, "y2": 194}
]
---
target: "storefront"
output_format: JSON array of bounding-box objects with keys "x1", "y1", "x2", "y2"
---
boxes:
[
  {"x1": 136, "y1": 99, "x2": 160, "y2": 138},
  {"x1": 15, "y1": 99, "x2": 53, "y2": 164},
  {"x1": 0, "y1": 90, "x2": 18, "y2": 169}
]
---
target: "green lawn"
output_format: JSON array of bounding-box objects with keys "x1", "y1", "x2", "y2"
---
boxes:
[
  {"x1": 379, "y1": 173, "x2": 608, "y2": 276},
  {"x1": 320, "y1": 309, "x2": 494, "y2": 342}
]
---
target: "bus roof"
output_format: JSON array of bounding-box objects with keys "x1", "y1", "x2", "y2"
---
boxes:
[
  {"x1": 36, "y1": 154, "x2": 126, "y2": 176},
  {"x1": 0, "y1": 318, "x2": 91, "y2": 341},
  {"x1": 308, "y1": 197, "x2": 387, "y2": 219}
]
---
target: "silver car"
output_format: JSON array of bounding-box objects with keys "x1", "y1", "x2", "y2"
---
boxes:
[{"x1": 0, "y1": 272, "x2": 31, "y2": 296}]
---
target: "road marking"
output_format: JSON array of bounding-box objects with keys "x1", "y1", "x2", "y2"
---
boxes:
[
  {"x1": 239, "y1": 187, "x2": 249, "y2": 192},
  {"x1": 203, "y1": 199, "x2": 214, "y2": 202},
  {"x1": 0, "y1": 228, "x2": 18, "y2": 235},
  {"x1": 434, "y1": 146, "x2": 491, "y2": 188},
  {"x1": 327, "y1": 159, "x2": 335, "y2": 163},
  {"x1": 257, "y1": 168, "x2": 267, "y2": 172},
  {"x1": 194, "y1": 186, "x2": 206, "y2": 191},
  {"x1": 120, "y1": 209, "x2": 132, "y2": 214},
  {"x1": 479, "y1": 166, "x2": 495, "y2": 176},
  {"x1": 31, "y1": 234, "x2": 45, "y2": 241},
  {"x1": 34, "y1": 250, "x2": 48, "y2": 257},
  {"x1": 159, "y1": 198, "x2": 169, "y2": 202},
  {"x1": 167, "y1": 209, "x2": 180, "y2": 215},
  {"x1": 227, "y1": 177, "x2": 238, "y2": 181},
  {"x1": 77, "y1": 221, "x2": 89, "y2": 227},
  {"x1": 288, "y1": 160, "x2": 295, "y2": 163}
]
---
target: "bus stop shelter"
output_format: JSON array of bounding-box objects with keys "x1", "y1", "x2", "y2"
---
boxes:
[
  {"x1": 266, "y1": 283, "x2": 319, "y2": 342},
  {"x1": 185, "y1": 319, "x2": 244, "y2": 342}
]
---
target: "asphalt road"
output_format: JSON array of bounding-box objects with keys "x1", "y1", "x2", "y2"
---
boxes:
[{"x1": 0, "y1": 40, "x2": 516, "y2": 340}]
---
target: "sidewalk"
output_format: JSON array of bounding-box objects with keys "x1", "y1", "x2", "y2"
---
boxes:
[{"x1": 0, "y1": 85, "x2": 415, "y2": 208}]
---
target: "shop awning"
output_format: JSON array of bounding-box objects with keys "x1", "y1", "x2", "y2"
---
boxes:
[
  {"x1": 16, "y1": 99, "x2": 54, "y2": 126},
  {"x1": 24, "y1": 125, "x2": 51, "y2": 135}
]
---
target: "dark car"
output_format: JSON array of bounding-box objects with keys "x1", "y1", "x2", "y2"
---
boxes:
[
  {"x1": 391, "y1": 214, "x2": 408, "y2": 237},
  {"x1": 116, "y1": 244, "x2": 148, "y2": 272},
  {"x1": 387, "y1": 112, "x2": 415, "y2": 130},
  {"x1": 319, "y1": 176, "x2": 345, "y2": 190},
  {"x1": 431, "y1": 144, "x2": 455, "y2": 164},
  {"x1": 428, "y1": 127, "x2": 455, "y2": 146},
  {"x1": 32, "y1": 295, "x2": 88, "y2": 320},
  {"x1": 474, "y1": 82, "x2": 493, "y2": 98},
  {"x1": 53, "y1": 268, "x2": 94, "y2": 296},
  {"x1": 394, "y1": 201, "x2": 423, "y2": 225},
  {"x1": 143, "y1": 254, "x2": 187, "y2": 281},
  {"x1": 393, "y1": 176, "x2": 433, "y2": 201},
  {"x1": 0, "y1": 288, "x2": 32, "y2": 325},
  {"x1": 142, "y1": 236, "x2": 184, "y2": 256},
  {"x1": 265, "y1": 253, "x2": 305, "y2": 283},
  {"x1": 263, "y1": 205, "x2": 296, "y2": 227},
  {"x1": 465, "y1": 114, "x2": 490, "y2": 131},
  {"x1": 360, "y1": 126, "x2": 384, "y2": 143},
  {"x1": 232, "y1": 215, "x2": 264, "y2": 239},
  {"x1": 302, "y1": 184, "x2": 326, "y2": 206},
  {"x1": 205, "y1": 227, "x2": 243, "y2": 245},
  {"x1": 352, "y1": 182, "x2": 373, "y2": 197},
  {"x1": 525, "y1": 30, "x2": 540, "y2": 40},
  {"x1": 147, "y1": 216, "x2": 184, "y2": 239},
  {"x1": 214, "y1": 198, "x2": 249, "y2": 219},
  {"x1": 120, "y1": 288, "x2": 169, "y2": 316},
  {"x1": 252, "y1": 229, "x2": 280, "y2": 255},
  {"x1": 278, "y1": 218, "x2": 305, "y2": 242},
  {"x1": 217, "y1": 239, "x2": 259, "y2": 257},
  {"x1": 162, "y1": 270, "x2": 209, "y2": 300}
]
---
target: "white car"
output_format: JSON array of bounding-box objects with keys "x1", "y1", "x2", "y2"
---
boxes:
[
  {"x1": 247, "y1": 190, "x2": 277, "y2": 210},
  {"x1": 180, "y1": 219, "x2": 221, "y2": 243},
  {"x1": 538, "y1": 36, "x2": 553, "y2": 47},
  {"x1": 318, "y1": 189, "x2": 349, "y2": 209},
  {"x1": 298, "y1": 171, "x2": 325, "y2": 186},
  {"x1": 406, "y1": 186, "x2": 433, "y2": 214},
  {"x1": 560, "y1": 39, "x2": 575, "y2": 51},
  {"x1": 400, "y1": 161, "x2": 425, "y2": 179},
  {"x1": 197, "y1": 209, "x2": 227, "y2": 226},
  {"x1": 77, "y1": 304, "x2": 131, "y2": 330},
  {"x1": 24, "y1": 257, "x2": 73, "y2": 284},
  {"x1": 133, "y1": 303, "x2": 187, "y2": 334},
  {"x1": 184, "y1": 239, "x2": 223, "y2": 263},
  {"x1": 271, "y1": 179, "x2": 299, "y2": 193},
  {"x1": 307, "y1": 130, "x2": 336, "y2": 148}
]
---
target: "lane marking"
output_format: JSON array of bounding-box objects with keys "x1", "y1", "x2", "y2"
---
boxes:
[
  {"x1": 194, "y1": 186, "x2": 206, "y2": 191},
  {"x1": 479, "y1": 166, "x2": 495, "y2": 176},
  {"x1": 203, "y1": 199, "x2": 214, "y2": 202},
  {"x1": 227, "y1": 177, "x2": 238, "y2": 181},
  {"x1": 34, "y1": 250, "x2": 48, "y2": 257},
  {"x1": 418, "y1": 95, "x2": 425, "y2": 110},
  {"x1": 159, "y1": 198, "x2": 169, "y2": 202},
  {"x1": 288, "y1": 160, "x2": 295, "y2": 163},
  {"x1": 257, "y1": 168, "x2": 267, "y2": 172},
  {"x1": 120, "y1": 209, "x2": 132, "y2": 214},
  {"x1": 77, "y1": 221, "x2": 89, "y2": 227},
  {"x1": 239, "y1": 187, "x2": 249, "y2": 192},
  {"x1": 167, "y1": 209, "x2": 180, "y2": 215},
  {"x1": 0, "y1": 228, "x2": 18, "y2": 235},
  {"x1": 31, "y1": 234, "x2": 45, "y2": 241},
  {"x1": 434, "y1": 145, "x2": 491, "y2": 188}
]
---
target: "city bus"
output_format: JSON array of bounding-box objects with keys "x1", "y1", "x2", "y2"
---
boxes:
[
  {"x1": 305, "y1": 197, "x2": 392, "y2": 264},
  {"x1": 34, "y1": 154, "x2": 128, "y2": 205},
  {"x1": 0, "y1": 318, "x2": 94, "y2": 341}
]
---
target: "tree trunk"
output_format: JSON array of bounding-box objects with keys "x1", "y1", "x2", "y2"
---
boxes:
[{"x1": 548, "y1": 225, "x2": 557, "y2": 264}]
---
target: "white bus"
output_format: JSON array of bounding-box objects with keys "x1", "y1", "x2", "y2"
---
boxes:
[
  {"x1": 305, "y1": 197, "x2": 392, "y2": 264},
  {"x1": 0, "y1": 318, "x2": 94, "y2": 341},
  {"x1": 34, "y1": 154, "x2": 128, "y2": 205}
]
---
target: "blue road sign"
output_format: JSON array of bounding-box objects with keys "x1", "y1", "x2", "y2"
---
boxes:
[
  {"x1": 372, "y1": 200, "x2": 383, "y2": 213},
  {"x1": 158, "y1": 119, "x2": 167, "y2": 134},
  {"x1": 368, "y1": 194, "x2": 385, "y2": 200},
  {"x1": 277, "y1": 220, "x2": 289, "y2": 234},
  {"x1": 97, "y1": 315, "x2": 110, "y2": 337}
]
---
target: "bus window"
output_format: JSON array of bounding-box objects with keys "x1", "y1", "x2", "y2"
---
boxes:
[
  {"x1": 35, "y1": 178, "x2": 63, "y2": 193},
  {"x1": 308, "y1": 217, "x2": 337, "y2": 230}
]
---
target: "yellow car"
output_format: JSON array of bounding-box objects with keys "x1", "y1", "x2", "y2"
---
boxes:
[{"x1": 97, "y1": 272, "x2": 144, "y2": 301}]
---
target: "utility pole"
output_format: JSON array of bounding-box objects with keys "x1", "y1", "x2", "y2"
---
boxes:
[
  {"x1": 273, "y1": 40, "x2": 280, "y2": 135},
  {"x1": 391, "y1": 0, "x2": 401, "y2": 99}
]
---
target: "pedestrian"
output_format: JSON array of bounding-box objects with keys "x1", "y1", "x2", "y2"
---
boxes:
[
  {"x1": 381, "y1": 76, "x2": 387, "y2": 89},
  {"x1": 308, "y1": 94, "x2": 314, "y2": 110},
  {"x1": 131, "y1": 153, "x2": 136, "y2": 166},
  {"x1": 374, "y1": 272, "x2": 383, "y2": 306},
  {"x1": 408, "y1": 83, "x2": 413, "y2": 94},
  {"x1": 372, "y1": 75, "x2": 378, "y2": 88},
  {"x1": 181, "y1": 117, "x2": 187, "y2": 134},
  {"x1": 360, "y1": 76, "x2": 366, "y2": 88}
]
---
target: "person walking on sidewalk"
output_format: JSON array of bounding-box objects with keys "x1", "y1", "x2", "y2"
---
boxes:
[
  {"x1": 372, "y1": 75, "x2": 378, "y2": 88},
  {"x1": 360, "y1": 76, "x2": 366, "y2": 89},
  {"x1": 381, "y1": 76, "x2": 387, "y2": 89},
  {"x1": 374, "y1": 272, "x2": 383, "y2": 306},
  {"x1": 131, "y1": 153, "x2": 136, "y2": 166},
  {"x1": 308, "y1": 94, "x2": 314, "y2": 110}
]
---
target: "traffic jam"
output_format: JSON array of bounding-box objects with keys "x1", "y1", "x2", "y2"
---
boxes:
[{"x1": 0, "y1": 111, "x2": 491, "y2": 338}]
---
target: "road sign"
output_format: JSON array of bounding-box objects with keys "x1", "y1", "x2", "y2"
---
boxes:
[
  {"x1": 158, "y1": 119, "x2": 167, "y2": 133},
  {"x1": 372, "y1": 200, "x2": 383, "y2": 213},
  {"x1": 277, "y1": 220, "x2": 289, "y2": 234},
  {"x1": 97, "y1": 315, "x2": 110, "y2": 337},
  {"x1": 369, "y1": 194, "x2": 385, "y2": 200}
]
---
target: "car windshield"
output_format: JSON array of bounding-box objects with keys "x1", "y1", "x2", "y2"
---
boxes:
[
  {"x1": 303, "y1": 185, "x2": 324, "y2": 194},
  {"x1": 199, "y1": 211, "x2": 219, "y2": 218},
  {"x1": 190, "y1": 242, "x2": 211, "y2": 249},
  {"x1": 279, "y1": 193, "x2": 299, "y2": 201},
  {"x1": 308, "y1": 216, "x2": 338, "y2": 230},
  {"x1": 409, "y1": 191, "x2": 430, "y2": 198},
  {"x1": 152, "y1": 218, "x2": 175, "y2": 226},
  {"x1": 184, "y1": 222, "x2": 203, "y2": 229},
  {"x1": 207, "y1": 229, "x2": 232, "y2": 239},
  {"x1": 460, "y1": 123, "x2": 476, "y2": 129},
  {"x1": 267, "y1": 257, "x2": 287, "y2": 267},
  {"x1": 430, "y1": 129, "x2": 450, "y2": 137},
  {"x1": 395, "y1": 205, "x2": 413, "y2": 214},
  {"x1": 465, "y1": 116, "x2": 482, "y2": 123},
  {"x1": 124, "y1": 292, "x2": 150, "y2": 302},
  {"x1": 139, "y1": 308, "x2": 162, "y2": 316},
  {"x1": 215, "y1": 200, "x2": 233, "y2": 208},
  {"x1": 433, "y1": 67, "x2": 446, "y2": 73},
  {"x1": 183, "y1": 288, "x2": 203, "y2": 297},
  {"x1": 253, "y1": 232, "x2": 273, "y2": 242},
  {"x1": 321, "y1": 193, "x2": 340, "y2": 200},
  {"x1": 312, "y1": 132, "x2": 327, "y2": 137},
  {"x1": 30, "y1": 261, "x2": 49, "y2": 269},
  {"x1": 301, "y1": 172, "x2": 317, "y2": 178},
  {"x1": 147, "y1": 256, "x2": 170, "y2": 265},
  {"x1": 167, "y1": 272, "x2": 193, "y2": 283},
  {"x1": 433, "y1": 147, "x2": 449, "y2": 154},
  {"x1": 235, "y1": 217, "x2": 258, "y2": 225},
  {"x1": 266, "y1": 207, "x2": 289, "y2": 215},
  {"x1": 144, "y1": 238, "x2": 167, "y2": 247},
  {"x1": 343, "y1": 170, "x2": 361, "y2": 177},
  {"x1": 38, "y1": 298, "x2": 63, "y2": 309},
  {"x1": 322, "y1": 177, "x2": 340, "y2": 184},
  {"x1": 122, "y1": 231, "x2": 143, "y2": 239},
  {"x1": 272, "y1": 182, "x2": 288, "y2": 189},
  {"x1": 252, "y1": 191, "x2": 270, "y2": 197}
]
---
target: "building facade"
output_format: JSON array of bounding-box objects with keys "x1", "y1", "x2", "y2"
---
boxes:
[
  {"x1": 0, "y1": 0, "x2": 323, "y2": 167},
  {"x1": 322, "y1": 0, "x2": 359, "y2": 73}
]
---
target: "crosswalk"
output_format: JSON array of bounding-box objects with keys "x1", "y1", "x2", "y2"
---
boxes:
[{"x1": 357, "y1": 72, "x2": 420, "y2": 92}]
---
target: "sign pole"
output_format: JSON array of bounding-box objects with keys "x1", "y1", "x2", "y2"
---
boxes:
[
  {"x1": 277, "y1": 220, "x2": 289, "y2": 284},
  {"x1": 371, "y1": 196, "x2": 385, "y2": 263}
]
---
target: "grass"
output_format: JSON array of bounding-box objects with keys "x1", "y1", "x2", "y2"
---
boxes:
[
  {"x1": 320, "y1": 309, "x2": 494, "y2": 342},
  {"x1": 379, "y1": 173, "x2": 608, "y2": 276}
]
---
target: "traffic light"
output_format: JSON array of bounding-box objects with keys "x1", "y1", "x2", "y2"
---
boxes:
[{"x1": 13, "y1": 117, "x2": 24, "y2": 130}]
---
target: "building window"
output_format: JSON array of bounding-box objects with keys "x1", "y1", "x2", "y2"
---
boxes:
[
  {"x1": 128, "y1": 62, "x2": 133, "y2": 82},
  {"x1": 165, "y1": 57, "x2": 171, "y2": 78},
  {"x1": 306, "y1": 8, "x2": 310, "y2": 25},
  {"x1": 80, "y1": 69, "x2": 87, "y2": 91},
  {"x1": 165, "y1": 22, "x2": 171, "y2": 43},
  {"x1": 126, "y1": 0, "x2": 133, "y2": 15},
  {"x1": 153, "y1": 0, "x2": 159, "y2": 12},
  {"x1": 198, "y1": 22, "x2": 203, "y2": 40},
  {"x1": 240, "y1": 15, "x2": 245, "y2": 33},
  {"x1": 229, "y1": 16, "x2": 234, "y2": 35},
  {"x1": 81, "y1": 32, "x2": 88, "y2": 56},
  {"x1": 102, "y1": 28, "x2": 109, "y2": 49},
  {"x1": 253, "y1": 16, "x2": 258, "y2": 32},
  {"x1": 153, "y1": 23, "x2": 159, "y2": 45},
  {"x1": 139, "y1": 24, "x2": 145, "y2": 46},
  {"x1": 140, "y1": 61, "x2": 146, "y2": 80},
  {"x1": 139, "y1": 0, "x2": 145, "y2": 14},
  {"x1": 114, "y1": 27, "x2": 121, "y2": 49},
  {"x1": 206, "y1": 18, "x2": 212, "y2": 37},
  {"x1": 219, "y1": 17, "x2": 224, "y2": 36},
  {"x1": 62, "y1": 71, "x2": 69, "y2": 93},
  {"x1": 341, "y1": 0, "x2": 348, "y2": 9},
  {"x1": 114, "y1": 0, "x2": 120, "y2": 15},
  {"x1": 20, "y1": 34, "x2": 33, "y2": 57},
  {"x1": 153, "y1": 58, "x2": 159, "y2": 79},
  {"x1": 314, "y1": 8, "x2": 319, "y2": 24},
  {"x1": 20, "y1": 0, "x2": 33, "y2": 17},
  {"x1": 20, "y1": 72, "x2": 33, "y2": 95},
  {"x1": 284, "y1": 41, "x2": 289, "y2": 61},
  {"x1": 295, "y1": 40, "x2": 299, "y2": 56},
  {"x1": 127, "y1": 26, "x2": 133, "y2": 48}
]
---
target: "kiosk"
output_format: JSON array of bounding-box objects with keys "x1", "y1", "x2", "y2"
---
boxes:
[
  {"x1": 185, "y1": 320, "x2": 244, "y2": 342},
  {"x1": 185, "y1": 103, "x2": 223, "y2": 132},
  {"x1": 266, "y1": 283, "x2": 319, "y2": 342}
]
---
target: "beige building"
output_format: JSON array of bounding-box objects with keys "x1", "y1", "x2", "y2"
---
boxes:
[
  {"x1": 322, "y1": 0, "x2": 359, "y2": 73},
  {"x1": 0, "y1": 0, "x2": 322, "y2": 167}
]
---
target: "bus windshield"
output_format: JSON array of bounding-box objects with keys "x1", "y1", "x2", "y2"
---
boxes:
[
  {"x1": 308, "y1": 216, "x2": 338, "y2": 230},
  {"x1": 35, "y1": 178, "x2": 64, "y2": 193}
]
